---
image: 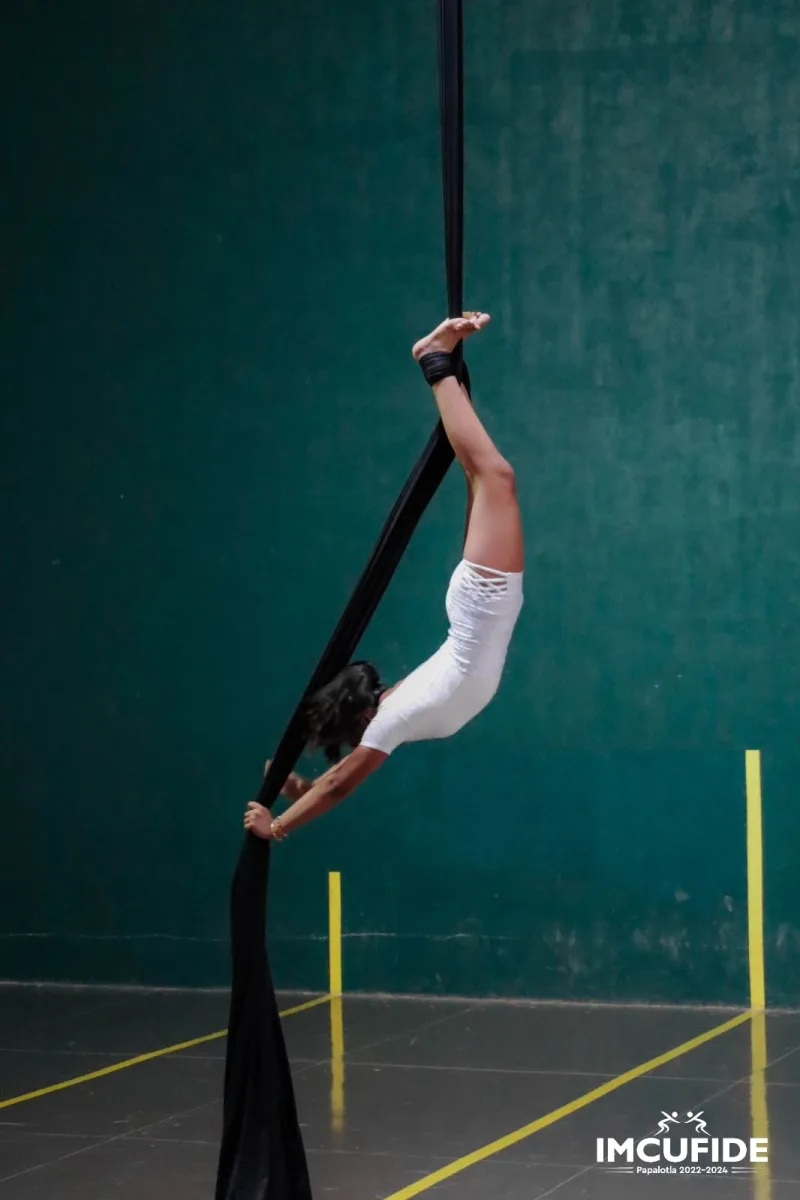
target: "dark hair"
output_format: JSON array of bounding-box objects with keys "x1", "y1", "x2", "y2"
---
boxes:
[{"x1": 305, "y1": 660, "x2": 384, "y2": 762}]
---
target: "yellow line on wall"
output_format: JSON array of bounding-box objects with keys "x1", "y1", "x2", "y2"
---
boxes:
[
  {"x1": 329, "y1": 870, "x2": 343, "y2": 996},
  {"x1": 746, "y1": 749, "x2": 766, "y2": 1010},
  {"x1": 327, "y1": 871, "x2": 345, "y2": 1130}
]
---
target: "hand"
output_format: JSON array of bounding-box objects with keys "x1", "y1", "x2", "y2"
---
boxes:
[
  {"x1": 264, "y1": 758, "x2": 308, "y2": 801},
  {"x1": 244, "y1": 801, "x2": 273, "y2": 839}
]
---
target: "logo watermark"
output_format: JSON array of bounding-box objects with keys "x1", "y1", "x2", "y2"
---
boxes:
[{"x1": 597, "y1": 1112, "x2": 769, "y2": 1177}]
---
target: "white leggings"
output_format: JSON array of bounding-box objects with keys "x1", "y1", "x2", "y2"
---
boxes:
[{"x1": 360, "y1": 560, "x2": 523, "y2": 755}]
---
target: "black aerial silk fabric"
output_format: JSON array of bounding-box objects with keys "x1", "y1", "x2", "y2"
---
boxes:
[{"x1": 214, "y1": 4, "x2": 467, "y2": 1197}]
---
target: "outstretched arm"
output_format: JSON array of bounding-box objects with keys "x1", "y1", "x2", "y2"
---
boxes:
[
  {"x1": 244, "y1": 745, "x2": 387, "y2": 839},
  {"x1": 264, "y1": 759, "x2": 313, "y2": 802}
]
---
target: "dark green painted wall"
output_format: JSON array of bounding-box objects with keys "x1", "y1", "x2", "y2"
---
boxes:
[{"x1": 2, "y1": 0, "x2": 799, "y2": 1005}]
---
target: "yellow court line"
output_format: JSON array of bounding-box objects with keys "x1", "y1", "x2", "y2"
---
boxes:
[
  {"x1": 280, "y1": 995, "x2": 332, "y2": 1019},
  {"x1": 751, "y1": 1011, "x2": 773, "y2": 1200},
  {"x1": 383, "y1": 1010, "x2": 753, "y2": 1200},
  {"x1": 330, "y1": 994, "x2": 345, "y2": 1134},
  {"x1": 746, "y1": 749, "x2": 766, "y2": 1010},
  {"x1": 328, "y1": 872, "x2": 345, "y2": 1131},
  {"x1": 0, "y1": 993, "x2": 331, "y2": 1111},
  {"x1": 329, "y1": 871, "x2": 343, "y2": 996}
]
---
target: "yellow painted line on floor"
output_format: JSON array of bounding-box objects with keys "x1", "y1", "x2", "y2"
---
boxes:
[
  {"x1": 383, "y1": 1010, "x2": 752, "y2": 1200},
  {"x1": 746, "y1": 749, "x2": 766, "y2": 1010},
  {"x1": 280, "y1": 994, "x2": 332, "y2": 1019},
  {"x1": 330, "y1": 994, "x2": 345, "y2": 1134},
  {"x1": 0, "y1": 993, "x2": 331, "y2": 1111},
  {"x1": 750, "y1": 1011, "x2": 773, "y2": 1200},
  {"x1": 329, "y1": 870, "x2": 343, "y2": 996}
]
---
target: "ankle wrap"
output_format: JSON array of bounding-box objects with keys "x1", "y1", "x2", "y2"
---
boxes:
[{"x1": 418, "y1": 351, "x2": 456, "y2": 387}]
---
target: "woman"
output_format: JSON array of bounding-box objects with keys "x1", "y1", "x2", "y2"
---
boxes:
[{"x1": 244, "y1": 311, "x2": 523, "y2": 841}]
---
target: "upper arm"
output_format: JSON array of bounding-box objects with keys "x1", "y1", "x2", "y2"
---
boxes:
[{"x1": 323, "y1": 745, "x2": 386, "y2": 800}]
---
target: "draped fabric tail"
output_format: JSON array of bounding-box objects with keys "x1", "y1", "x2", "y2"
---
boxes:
[
  {"x1": 215, "y1": 3, "x2": 467, "y2": 1197},
  {"x1": 215, "y1": 840, "x2": 313, "y2": 1200}
]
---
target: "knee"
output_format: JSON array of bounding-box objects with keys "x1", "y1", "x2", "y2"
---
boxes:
[{"x1": 484, "y1": 456, "x2": 516, "y2": 491}]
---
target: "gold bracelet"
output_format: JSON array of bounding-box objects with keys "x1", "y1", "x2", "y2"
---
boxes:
[{"x1": 270, "y1": 817, "x2": 288, "y2": 841}]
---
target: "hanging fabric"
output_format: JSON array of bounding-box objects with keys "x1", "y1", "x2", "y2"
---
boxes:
[{"x1": 215, "y1": 4, "x2": 467, "y2": 1196}]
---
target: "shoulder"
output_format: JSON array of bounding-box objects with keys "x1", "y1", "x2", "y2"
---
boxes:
[
  {"x1": 359, "y1": 697, "x2": 411, "y2": 756},
  {"x1": 378, "y1": 678, "x2": 406, "y2": 704}
]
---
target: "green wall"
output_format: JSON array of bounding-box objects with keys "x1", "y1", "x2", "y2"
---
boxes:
[{"x1": 2, "y1": 0, "x2": 799, "y2": 1006}]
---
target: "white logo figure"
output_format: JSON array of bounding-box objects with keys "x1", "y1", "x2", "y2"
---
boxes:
[
  {"x1": 657, "y1": 1112, "x2": 680, "y2": 1135},
  {"x1": 685, "y1": 1111, "x2": 708, "y2": 1135}
]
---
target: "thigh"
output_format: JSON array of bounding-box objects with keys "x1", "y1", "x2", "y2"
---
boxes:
[{"x1": 462, "y1": 476, "x2": 524, "y2": 573}]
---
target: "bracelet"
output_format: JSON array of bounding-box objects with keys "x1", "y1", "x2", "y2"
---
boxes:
[{"x1": 270, "y1": 817, "x2": 288, "y2": 841}]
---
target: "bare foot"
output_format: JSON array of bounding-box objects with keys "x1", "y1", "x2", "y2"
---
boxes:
[{"x1": 412, "y1": 312, "x2": 491, "y2": 361}]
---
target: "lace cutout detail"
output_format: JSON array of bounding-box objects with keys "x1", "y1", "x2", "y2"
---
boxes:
[{"x1": 461, "y1": 562, "x2": 510, "y2": 597}]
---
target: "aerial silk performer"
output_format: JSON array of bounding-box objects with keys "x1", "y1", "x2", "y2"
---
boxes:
[
  {"x1": 247, "y1": 312, "x2": 523, "y2": 839},
  {"x1": 213, "y1": 4, "x2": 518, "y2": 1197}
]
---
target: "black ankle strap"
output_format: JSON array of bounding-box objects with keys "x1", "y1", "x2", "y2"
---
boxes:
[{"x1": 418, "y1": 351, "x2": 456, "y2": 387}]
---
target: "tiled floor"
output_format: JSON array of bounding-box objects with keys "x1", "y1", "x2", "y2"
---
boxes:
[{"x1": 0, "y1": 986, "x2": 797, "y2": 1197}]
